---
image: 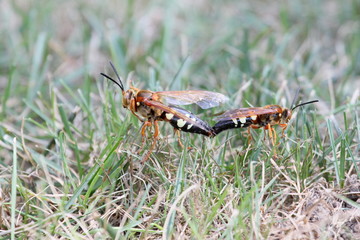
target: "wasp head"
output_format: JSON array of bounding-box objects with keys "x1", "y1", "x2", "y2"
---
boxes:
[
  {"x1": 280, "y1": 108, "x2": 292, "y2": 124},
  {"x1": 101, "y1": 62, "x2": 137, "y2": 109},
  {"x1": 122, "y1": 88, "x2": 137, "y2": 109}
]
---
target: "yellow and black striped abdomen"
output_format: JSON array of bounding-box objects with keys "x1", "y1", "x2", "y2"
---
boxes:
[
  {"x1": 161, "y1": 106, "x2": 215, "y2": 137},
  {"x1": 213, "y1": 116, "x2": 255, "y2": 135}
]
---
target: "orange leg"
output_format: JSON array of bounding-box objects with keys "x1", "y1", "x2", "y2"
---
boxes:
[
  {"x1": 279, "y1": 124, "x2": 287, "y2": 138},
  {"x1": 272, "y1": 127, "x2": 277, "y2": 145},
  {"x1": 272, "y1": 127, "x2": 278, "y2": 156},
  {"x1": 141, "y1": 121, "x2": 152, "y2": 137},
  {"x1": 141, "y1": 120, "x2": 159, "y2": 163},
  {"x1": 174, "y1": 128, "x2": 184, "y2": 148},
  {"x1": 264, "y1": 124, "x2": 278, "y2": 156},
  {"x1": 263, "y1": 128, "x2": 267, "y2": 141},
  {"x1": 138, "y1": 121, "x2": 152, "y2": 154},
  {"x1": 247, "y1": 128, "x2": 252, "y2": 144},
  {"x1": 265, "y1": 124, "x2": 275, "y2": 146}
]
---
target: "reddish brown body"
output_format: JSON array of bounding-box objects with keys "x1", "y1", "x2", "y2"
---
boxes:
[
  {"x1": 213, "y1": 101, "x2": 318, "y2": 144},
  {"x1": 123, "y1": 88, "x2": 218, "y2": 138},
  {"x1": 101, "y1": 62, "x2": 228, "y2": 162},
  {"x1": 213, "y1": 105, "x2": 290, "y2": 134}
]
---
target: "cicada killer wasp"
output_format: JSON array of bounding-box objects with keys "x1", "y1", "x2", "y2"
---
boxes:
[
  {"x1": 101, "y1": 62, "x2": 229, "y2": 162},
  {"x1": 213, "y1": 99, "x2": 318, "y2": 145}
]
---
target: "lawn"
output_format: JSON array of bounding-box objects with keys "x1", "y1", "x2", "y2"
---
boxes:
[{"x1": 0, "y1": 0, "x2": 359, "y2": 239}]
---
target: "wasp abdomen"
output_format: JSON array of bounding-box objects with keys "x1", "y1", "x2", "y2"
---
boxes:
[
  {"x1": 161, "y1": 106, "x2": 214, "y2": 137},
  {"x1": 213, "y1": 116, "x2": 255, "y2": 135}
]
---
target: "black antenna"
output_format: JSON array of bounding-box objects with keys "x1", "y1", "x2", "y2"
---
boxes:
[
  {"x1": 291, "y1": 100, "x2": 319, "y2": 111},
  {"x1": 100, "y1": 61, "x2": 124, "y2": 91},
  {"x1": 109, "y1": 62, "x2": 124, "y2": 90},
  {"x1": 101, "y1": 72, "x2": 124, "y2": 91}
]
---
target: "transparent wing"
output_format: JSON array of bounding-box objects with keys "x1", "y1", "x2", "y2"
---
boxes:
[
  {"x1": 142, "y1": 99, "x2": 210, "y2": 132},
  {"x1": 157, "y1": 90, "x2": 229, "y2": 109},
  {"x1": 215, "y1": 107, "x2": 279, "y2": 121}
]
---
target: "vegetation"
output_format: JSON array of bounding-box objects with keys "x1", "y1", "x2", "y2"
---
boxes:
[{"x1": 1, "y1": 0, "x2": 359, "y2": 239}]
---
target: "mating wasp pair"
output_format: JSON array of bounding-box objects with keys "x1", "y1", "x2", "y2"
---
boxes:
[{"x1": 101, "y1": 62, "x2": 318, "y2": 161}]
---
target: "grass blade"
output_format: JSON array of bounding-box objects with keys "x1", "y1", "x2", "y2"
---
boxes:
[{"x1": 11, "y1": 137, "x2": 17, "y2": 240}]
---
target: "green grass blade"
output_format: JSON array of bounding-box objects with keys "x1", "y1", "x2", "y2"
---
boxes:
[
  {"x1": 11, "y1": 137, "x2": 17, "y2": 240},
  {"x1": 27, "y1": 32, "x2": 48, "y2": 102},
  {"x1": 327, "y1": 119, "x2": 340, "y2": 186}
]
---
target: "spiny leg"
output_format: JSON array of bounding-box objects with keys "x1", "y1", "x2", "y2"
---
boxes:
[
  {"x1": 266, "y1": 124, "x2": 275, "y2": 146},
  {"x1": 266, "y1": 123, "x2": 278, "y2": 156},
  {"x1": 263, "y1": 128, "x2": 267, "y2": 141},
  {"x1": 247, "y1": 127, "x2": 251, "y2": 144},
  {"x1": 151, "y1": 120, "x2": 160, "y2": 149},
  {"x1": 142, "y1": 120, "x2": 159, "y2": 163},
  {"x1": 279, "y1": 124, "x2": 287, "y2": 138},
  {"x1": 272, "y1": 127, "x2": 277, "y2": 145},
  {"x1": 272, "y1": 127, "x2": 278, "y2": 156},
  {"x1": 138, "y1": 121, "x2": 152, "y2": 154},
  {"x1": 174, "y1": 128, "x2": 184, "y2": 148}
]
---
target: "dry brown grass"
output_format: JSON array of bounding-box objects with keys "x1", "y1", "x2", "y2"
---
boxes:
[{"x1": 266, "y1": 175, "x2": 360, "y2": 240}]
